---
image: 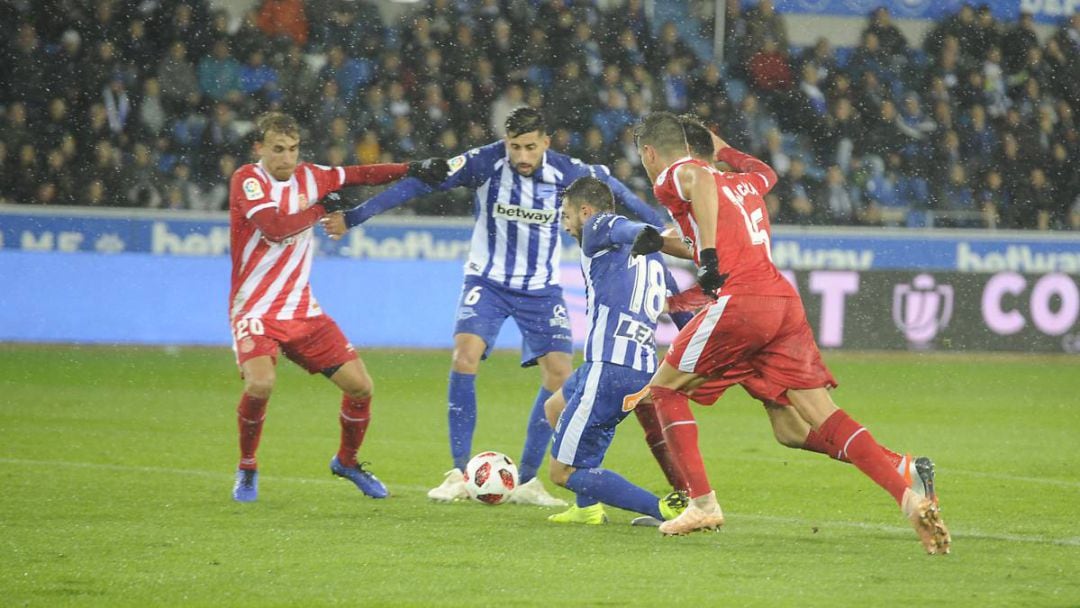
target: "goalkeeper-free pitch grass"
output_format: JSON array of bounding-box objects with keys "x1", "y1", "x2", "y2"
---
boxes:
[{"x1": 1, "y1": 346, "x2": 1078, "y2": 607}]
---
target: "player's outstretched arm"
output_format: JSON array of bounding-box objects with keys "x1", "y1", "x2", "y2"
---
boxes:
[
  {"x1": 250, "y1": 203, "x2": 328, "y2": 242},
  {"x1": 341, "y1": 154, "x2": 466, "y2": 228},
  {"x1": 715, "y1": 147, "x2": 778, "y2": 195},
  {"x1": 405, "y1": 158, "x2": 451, "y2": 185},
  {"x1": 341, "y1": 178, "x2": 438, "y2": 228},
  {"x1": 603, "y1": 174, "x2": 669, "y2": 228},
  {"x1": 341, "y1": 163, "x2": 409, "y2": 187},
  {"x1": 659, "y1": 228, "x2": 694, "y2": 260}
]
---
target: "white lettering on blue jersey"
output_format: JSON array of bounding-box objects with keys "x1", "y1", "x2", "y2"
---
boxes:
[
  {"x1": 452, "y1": 142, "x2": 658, "y2": 292},
  {"x1": 580, "y1": 213, "x2": 668, "y2": 372}
]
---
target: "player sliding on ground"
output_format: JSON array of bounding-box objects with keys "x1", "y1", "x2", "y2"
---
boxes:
[
  {"x1": 227, "y1": 112, "x2": 449, "y2": 502},
  {"x1": 634, "y1": 112, "x2": 950, "y2": 554},
  {"x1": 543, "y1": 177, "x2": 689, "y2": 525}
]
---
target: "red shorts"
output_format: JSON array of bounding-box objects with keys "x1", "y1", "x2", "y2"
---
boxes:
[
  {"x1": 231, "y1": 315, "x2": 357, "y2": 374},
  {"x1": 665, "y1": 294, "x2": 837, "y2": 406}
]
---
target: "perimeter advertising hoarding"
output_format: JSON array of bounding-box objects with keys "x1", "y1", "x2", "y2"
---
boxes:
[
  {"x1": 759, "y1": 0, "x2": 1076, "y2": 23},
  {"x1": 788, "y1": 269, "x2": 1080, "y2": 353}
]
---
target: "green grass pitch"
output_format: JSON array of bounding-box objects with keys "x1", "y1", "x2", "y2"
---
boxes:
[{"x1": 2, "y1": 345, "x2": 1078, "y2": 606}]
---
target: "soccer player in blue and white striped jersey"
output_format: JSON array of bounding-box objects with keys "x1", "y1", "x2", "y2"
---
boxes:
[
  {"x1": 331, "y1": 108, "x2": 668, "y2": 505},
  {"x1": 544, "y1": 176, "x2": 687, "y2": 525}
]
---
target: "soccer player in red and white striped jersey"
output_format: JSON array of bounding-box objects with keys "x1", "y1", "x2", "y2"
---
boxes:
[
  {"x1": 634, "y1": 112, "x2": 950, "y2": 554},
  {"x1": 228, "y1": 112, "x2": 448, "y2": 502}
]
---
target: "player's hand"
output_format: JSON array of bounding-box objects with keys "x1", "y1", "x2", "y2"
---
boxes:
[
  {"x1": 696, "y1": 248, "x2": 728, "y2": 296},
  {"x1": 318, "y1": 191, "x2": 355, "y2": 214},
  {"x1": 666, "y1": 286, "x2": 715, "y2": 313},
  {"x1": 406, "y1": 157, "x2": 450, "y2": 185},
  {"x1": 320, "y1": 212, "x2": 348, "y2": 241},
  {"x1": 630, "y1": 225, "x2": 664, "y2": 257}
]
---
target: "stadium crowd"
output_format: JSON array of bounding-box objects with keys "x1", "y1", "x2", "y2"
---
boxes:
[{"x1": 1, "y1": 0, "x2": 1078, "y2": 230}]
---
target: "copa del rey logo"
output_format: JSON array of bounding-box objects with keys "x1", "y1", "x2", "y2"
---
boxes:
[{"x1": 892, "y1": 274, "x2": 954, "y2": 345}]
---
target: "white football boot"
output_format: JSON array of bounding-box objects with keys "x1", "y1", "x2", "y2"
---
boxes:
[
  {"x1": 427, "y1": 468, "x2": 469, "y2": 502},
  {"x1": 658, "y1": 491, "x2": 725, "y2": 535},
  {"x1": 508, "y1": 478, "x2": 568, "y2": 507}
]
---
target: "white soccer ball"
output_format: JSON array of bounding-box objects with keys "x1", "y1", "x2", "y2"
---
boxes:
[{"x1": 463, "y1": 451, "x2": 519, "y2": 505}]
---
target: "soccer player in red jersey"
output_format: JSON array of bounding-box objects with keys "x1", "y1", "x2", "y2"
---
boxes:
[
  {"x1": 673, "y1": 114, "x2": 933, "y2": 492},
  {"x1": 633, "y1": 111, "x2": 950, "y2": 554},
  {"x1": 228, "y1": 112, "x2": 448, "y2": 502}
]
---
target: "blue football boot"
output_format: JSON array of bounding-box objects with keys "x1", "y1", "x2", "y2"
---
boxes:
[
  {"x1": 232, "y1": 469, "x2": 258, "y2": 502},
  {"x1": 330, "y1": 456, "x2": 388, "y2": 498}
]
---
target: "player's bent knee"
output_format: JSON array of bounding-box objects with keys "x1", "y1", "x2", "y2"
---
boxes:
[
  {"x1": 544, "y1": 393, "x2": 565, "y2": 429},
  {"x1": 244, "y1": 375, "x2": 275, "y2": 399},
  {"x1": 549, "y1": 463, "x2": 573, "y2": 487},
  {"x1": 343, "y1": 383, "x2": 372, "y2": 401},
  {"x1": 450, "y1": 350, "x2": 481, "y2": 374}
]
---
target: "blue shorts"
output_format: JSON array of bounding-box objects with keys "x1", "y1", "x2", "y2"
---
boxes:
[
  {"x1": 551, "y1": 362, "x2": 653, "y2": 469},
  {"x1": 453, "y1": 275, "x2": 573, "y2": 367}
]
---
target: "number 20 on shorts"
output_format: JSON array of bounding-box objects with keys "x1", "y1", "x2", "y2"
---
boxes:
[{"x1": 233, "y1": 318, "x2": 265, "y2": 342}]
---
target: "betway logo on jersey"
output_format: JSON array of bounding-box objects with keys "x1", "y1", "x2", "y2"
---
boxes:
[
  {"x1": 957, "y1": 242, "x2": 1080, "y2": 274},
  {"x1": 493, "y1": 203, "x2": 556, "y2": 225}
]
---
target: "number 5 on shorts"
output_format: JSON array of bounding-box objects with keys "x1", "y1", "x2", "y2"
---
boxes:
[{"x1": 463, "y1": 286, "x2": 483, "y2": 306}]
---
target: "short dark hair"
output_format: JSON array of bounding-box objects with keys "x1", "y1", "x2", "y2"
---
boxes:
[
  {"x1": 634, "y1": 111, "x2": 686, "y2": 155},
  {"x1": 563, "y1": 177, "x2": 614, "y2": 212},
  {"x1": 505, "y1": 106, "x2": 547, "y2": 138},
  {"x1": 678, "y1": 114, "x2": 714, "y2": 159},
  {"x1": 256, "y1": 112, "x2": 300, "y2": 141}
]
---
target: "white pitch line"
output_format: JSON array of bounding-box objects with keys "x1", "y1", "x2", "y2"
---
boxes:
[{"x1": 2, "y1": 457, "x2": 1078, "y2": 548}]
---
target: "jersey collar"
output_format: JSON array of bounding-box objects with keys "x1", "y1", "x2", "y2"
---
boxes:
[{"x1": 654, "y1": 156, "x2": 694, "y2": 187}]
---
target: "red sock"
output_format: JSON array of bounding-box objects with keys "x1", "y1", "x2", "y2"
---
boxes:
[
  {"x1": 237, "y1": 393, "x2": 268, "y2": 470},
  {"x1": 337, "y1": 395, "x2": 371, "y2": 467},
  {"x1": 651, "y1": 386, "x2": 711, "y2": 498},
  {"x1": 635, "y1": 401, "x2": 690, "y2": 492},
  {"x1": 816, "y1": 409, "x2": 907, "y2": 504},
  {"x1": 804, "y1": 428, "x2": 904, "y2": 470}
]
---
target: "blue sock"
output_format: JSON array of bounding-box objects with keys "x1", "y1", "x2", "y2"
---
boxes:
[
  {"x1": 565, "y1": 468, "x2": 662, "y2": 519},
  {"x1": 517, "y1": 386, "x2": 553, "y2": 484},
  {"x1": 448, "y1": 371, "x2": 477, "y2": 471},
  {"x1": 576, "y1": 493, "x2": 600, "y2": 508}
]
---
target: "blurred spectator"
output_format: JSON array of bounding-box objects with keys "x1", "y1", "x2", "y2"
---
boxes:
[
  {"x1": 489, "y1": 82, "x2": 526, "y2": 138},
  {"x1": 864, "y1": 8, "x2": 908, "y2": 58},
  {"x1": 198, "y1": 39, "x2": 243, "y2": 103},
  {"x1": 240, "y1": 49, "x2": 280, "y2": 106},
  {"x1": 1001, "y1": 12, "x2": 1038, "y2": 73},
  {"x1": 158, "y1": 42, "x2": 201, "y2": 114},
  {"x1": 744, "y1": 0, "x2": 788, "y2": 55},
  {"x1": 0, "y1": 0, "x2": 1071, "y2": 232},
  {"x1": 137, "y1": 79, "x2": 168, "y2": 138},
  {"x1": 121, "y1": 143, "x2": 163, "y2": 209},
  {"x1": 979, "y1": 169, "x2": 1011, "y2": 228},
  {"x1": 257, "y1": 0, "x2": 309, "y2": 47},
  {"x1": 938, "y1": 163, "x2": 975, "y2": 215},
  {"x1": 1020, "y1": 168, "x2": 1057, "y2": 230},
  {"x1": 320, "y1": 45, "x2": 374, "y2": 105},
  {"x1": 821, "y1": 165, "x2": 857, "y2": 224},
  {"x1": 775, "y1": 158, "x2": 817, "y2": 224},
  {"x1": 747, "y1": 37, "x2": 794, "y2": 97}
]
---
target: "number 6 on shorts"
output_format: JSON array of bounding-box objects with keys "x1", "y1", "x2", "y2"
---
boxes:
[{"x1": 463, "y1": 286, "x2": 483, "y2": 306}]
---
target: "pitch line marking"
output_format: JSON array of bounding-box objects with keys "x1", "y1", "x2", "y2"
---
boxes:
[{"x1": 2, "y1": 457, "x2": 1078, "y2": 548}]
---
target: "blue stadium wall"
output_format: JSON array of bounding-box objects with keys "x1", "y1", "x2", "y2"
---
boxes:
[{"x1": 2, "y1": 206, "x2": 1078, "y2": 353}]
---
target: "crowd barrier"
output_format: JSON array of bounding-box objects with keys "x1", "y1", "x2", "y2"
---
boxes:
[
  {"x1": 761, "y1": 0, "x2": 1074, "y2": 23},
  {"x1": 2, "y1": 205, "x2": 1077, "y2": 353}
]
